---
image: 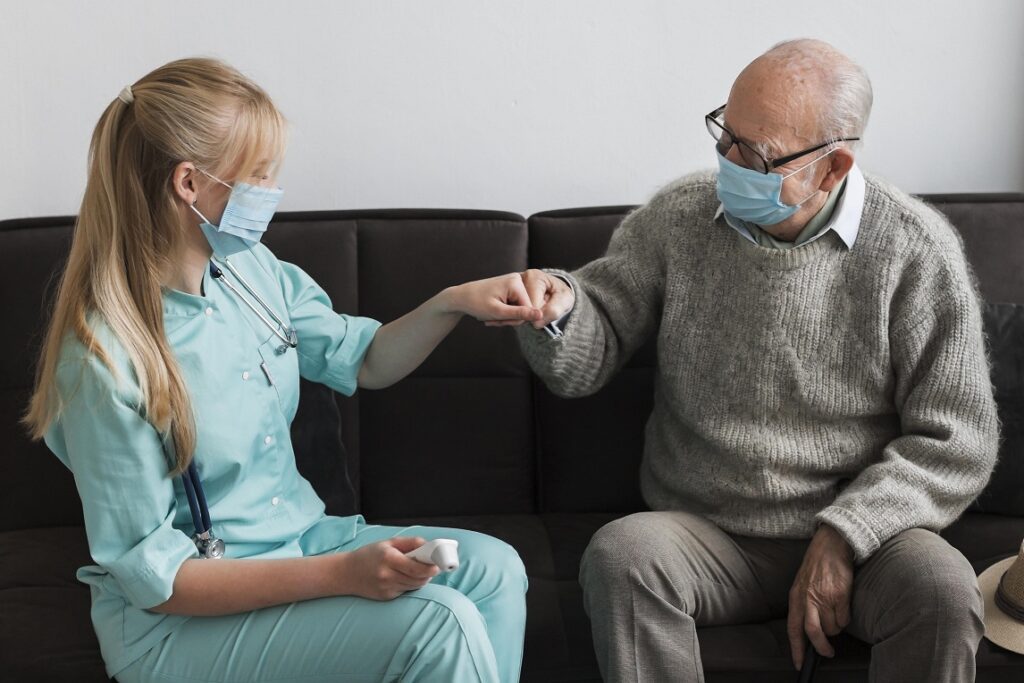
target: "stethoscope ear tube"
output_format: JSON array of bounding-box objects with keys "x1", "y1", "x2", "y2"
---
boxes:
[
  {"x1": 182, "y1": 461, "x2": 224, "y2": 558},
  {"x1": 184, "y1": 462, "x2": 212, "y2": 534},
  {"x1": 209, "y1": 259, "x2": 298, "y2": 352}
]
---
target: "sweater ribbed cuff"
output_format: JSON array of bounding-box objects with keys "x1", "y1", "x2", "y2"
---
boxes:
[
  {"x1": 815, "y1": 504, "x2": 883, "y2": 564},
  {"x1": 517, "y1": 268, "x2": 579, "y2": 344},
  {"x1": 516, "y1": 269, "x2": 606, "y2": 396}
]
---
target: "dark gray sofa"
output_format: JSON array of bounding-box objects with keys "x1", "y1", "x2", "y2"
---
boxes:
[{"x1": 2, "y1": 194, "x2": 1023, "y2": 681}]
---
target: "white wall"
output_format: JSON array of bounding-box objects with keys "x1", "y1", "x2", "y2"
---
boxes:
[{"x1": 3, "y1": 0, "x2": 1023, "y2": 219}]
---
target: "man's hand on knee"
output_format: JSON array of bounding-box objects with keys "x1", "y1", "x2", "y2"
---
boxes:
[{"x1": 787, "y1": 523, "x2": 855, "y2": 670}]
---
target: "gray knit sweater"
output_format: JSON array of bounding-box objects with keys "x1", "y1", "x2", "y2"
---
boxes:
[{"x1": 518, "y1": 171, "x2": 999, "y2": 563}]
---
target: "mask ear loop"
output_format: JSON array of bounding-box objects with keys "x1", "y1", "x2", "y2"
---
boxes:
[
  {"x1": 198, "y1": 168, "x2": 233, "y2": 189},
  {"x1": 189, "y1": 202, "x2": 212, "y2": 224},
  {"x1": 780, "y1": 147, "x2": 838, "y2": 207},
  {"x1": 187, "y1": 168, "x2": 232, "y2": 225}
]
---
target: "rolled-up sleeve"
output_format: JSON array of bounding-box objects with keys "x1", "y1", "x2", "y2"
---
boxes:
[
  {"x1": 51, "y1": 357, "x2": 198, "y2": 609},
  {"x1": 276, "y1": 260, "x2": 381, "y2": 396}
]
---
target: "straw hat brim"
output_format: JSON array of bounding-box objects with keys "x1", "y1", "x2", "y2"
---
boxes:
[{"x1": 978, "y1": 555, "x2": 1024, "y2": 654}]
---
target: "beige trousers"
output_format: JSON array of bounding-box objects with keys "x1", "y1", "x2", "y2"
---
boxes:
[{"x1": 579, "y1": 511, "x2": 984, "y2": 683}]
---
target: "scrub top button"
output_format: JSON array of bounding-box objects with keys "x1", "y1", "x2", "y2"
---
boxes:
[
  {"x1": 271, "y1": 496, "x2": 280, "y2": 506},
  {"x1": 264, "y1": 435, "x2": 273, "y2": 445},
  {"x1": 242, "y1": 371, "x2": 250, "y2": 381},
  {"x1": 204, "y1": 307, "x2": 213, "y2": 316}
]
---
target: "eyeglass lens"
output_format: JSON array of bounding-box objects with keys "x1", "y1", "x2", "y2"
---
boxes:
[{"x1": 706, "y1": 113, "x2": 769, "y2": 173}]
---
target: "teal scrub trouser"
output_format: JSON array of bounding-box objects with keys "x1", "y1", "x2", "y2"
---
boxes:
[{"x1": 116, "y1": 524, "x2": 528, "y2": 683}]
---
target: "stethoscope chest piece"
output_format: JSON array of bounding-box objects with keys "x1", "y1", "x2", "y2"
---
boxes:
[
  {"x1": 276, "y1": 327, "x2": 298, "y2": 354},
  {"x1": 193, "y1": 531, "x2": 226, "y2": 559}
]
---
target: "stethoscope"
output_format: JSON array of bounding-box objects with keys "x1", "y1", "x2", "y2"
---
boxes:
[
  {"x1": 182, "y1": 462, "x2": 224, "y2": 559},
  {"x1": 181, "y1": 257, "x2": 300, "y2": 559},
  {"x1": 209, "y1": 257, "x2": 298, "y2": 354}
]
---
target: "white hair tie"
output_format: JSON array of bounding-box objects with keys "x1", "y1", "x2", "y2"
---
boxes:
[{"x1": 117, "y1": 85, "x2": 135, "y2": 105}]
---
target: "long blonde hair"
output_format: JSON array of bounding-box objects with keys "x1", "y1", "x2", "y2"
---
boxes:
[{"x1": 23, "y1": 57, "x2": 287, "y2": 475}]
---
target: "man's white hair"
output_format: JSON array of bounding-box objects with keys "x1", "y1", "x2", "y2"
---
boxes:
[{"x1": 765, "y1": 39, "x2": 873, "y2": 150}]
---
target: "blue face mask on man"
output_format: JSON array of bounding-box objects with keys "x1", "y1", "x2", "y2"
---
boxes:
[
  {"x1": 189, "y1": 169, "x2": 283, "y2": 257},
  {"x1": 716, "y1": 149, "x2": 834, "y2": 226}
]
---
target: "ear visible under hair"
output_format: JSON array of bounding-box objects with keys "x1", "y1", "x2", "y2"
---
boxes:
[
  {"x1": 821, "y1": 148, "x2": 855, "y2": 193},
  {"x1": 171, "y1": 161, "x2": 199, "y2": 205}
]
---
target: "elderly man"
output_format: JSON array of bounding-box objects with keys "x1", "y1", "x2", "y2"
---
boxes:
[{"x1": 516, "y1": 39, "x2": 998, "y2": 682}]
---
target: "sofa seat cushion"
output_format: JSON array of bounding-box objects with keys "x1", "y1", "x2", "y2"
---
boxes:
[
  {"x1": 941, "y1": 512, "x2": 1024, "y2": 572},
  {"x1": 378, "y1": 511, "x2": 1024, "y2": 681},
  {"x1": 373, "y1": 512, "x2": 617, "y2": 680},
  {"x1": 698, "y1": 621, "x2": 1021, "y2": 683},
  {"x1": 6, "y1": 512, "x2": 1022, "y2": 683}
]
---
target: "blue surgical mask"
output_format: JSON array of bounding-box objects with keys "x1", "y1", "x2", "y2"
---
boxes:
[
  {"x1": 189, "y1": 170, "x2": 283, "y2": 257},
  {"x1": 716, "y1": 149, "x2": 833, "y2": 226}
]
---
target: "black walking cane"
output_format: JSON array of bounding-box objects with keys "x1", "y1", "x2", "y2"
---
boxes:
[{"x1": 797, "y1": 639, "x2": 820, "y2": 683}]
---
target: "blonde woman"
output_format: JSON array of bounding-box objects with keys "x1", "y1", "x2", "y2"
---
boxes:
[{"x1": 23, "y1": 58, "x2": 532, "y2": 683}]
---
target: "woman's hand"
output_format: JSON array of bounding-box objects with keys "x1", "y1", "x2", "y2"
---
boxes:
[
  {"x1": 357, "y1": 274, "x2": 541, "y2": 390},
  {"x1": 338, "y1": 537, "x2": 440, "y2": 601},
  {"x1": 445, "y1": 273, "x2": 543, "y2": 326}
]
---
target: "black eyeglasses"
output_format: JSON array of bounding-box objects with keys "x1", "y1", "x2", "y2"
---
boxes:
[{"x1": 705, "y1": 105, "x2": 860, "y2": 174}]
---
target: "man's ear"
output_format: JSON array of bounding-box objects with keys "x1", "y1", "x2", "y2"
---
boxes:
[
  {"x1": 819, "y1": 147, "x2": 855, "y2": 193},
  {"x1": 172, "y1": 162, "x2": 199, "y2": 205}
]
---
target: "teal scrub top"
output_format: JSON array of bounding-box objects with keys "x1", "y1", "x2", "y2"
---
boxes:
[{"x1": 43, "y1": 242, "x2": 382, "y2": 677}]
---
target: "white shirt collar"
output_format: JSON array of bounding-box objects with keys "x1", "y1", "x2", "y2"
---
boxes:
[{"x1": 714, "y1": 163, "x2": 866, "y2": 249}]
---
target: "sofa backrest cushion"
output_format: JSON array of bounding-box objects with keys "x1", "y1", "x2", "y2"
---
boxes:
[
  {"x1": 925, "y1": 194, "x2": 1024, "y2": 303},
  {"x1": 1, "y1": 216, "x2": 362, "y2": 530},
  {"x1": 3, "y1": 193, "x2": 1022, "y2": 532},
  {"x1": 974, "y1": 302, "x2": 1024, "y2": 516},
  {"x1": 527, "y1": 208, "x2": 651, "y2": 513},
  {"x1": 2, "y1": 209, "x2": 539, "y2": 528},
  {"x1": 0, "y1": 218, "x2": 81, "y2": 531},
  {"x1": 925, "y1": 194, "x2": 1024, "y2": 516},
  {"x1": 261, "y1": 215, "x2": 362, "y2": 516},
  {"x1": 352, "y1": 211, "x2": 535, "y2": 519}
]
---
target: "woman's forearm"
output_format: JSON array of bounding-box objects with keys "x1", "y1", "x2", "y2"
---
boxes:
[
  {"x1": 152, "y1": 553, "x2": 349, "y2": 616},
  {"x1": 357, "y1": 288, "x2": 462, "y2": 389}
]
